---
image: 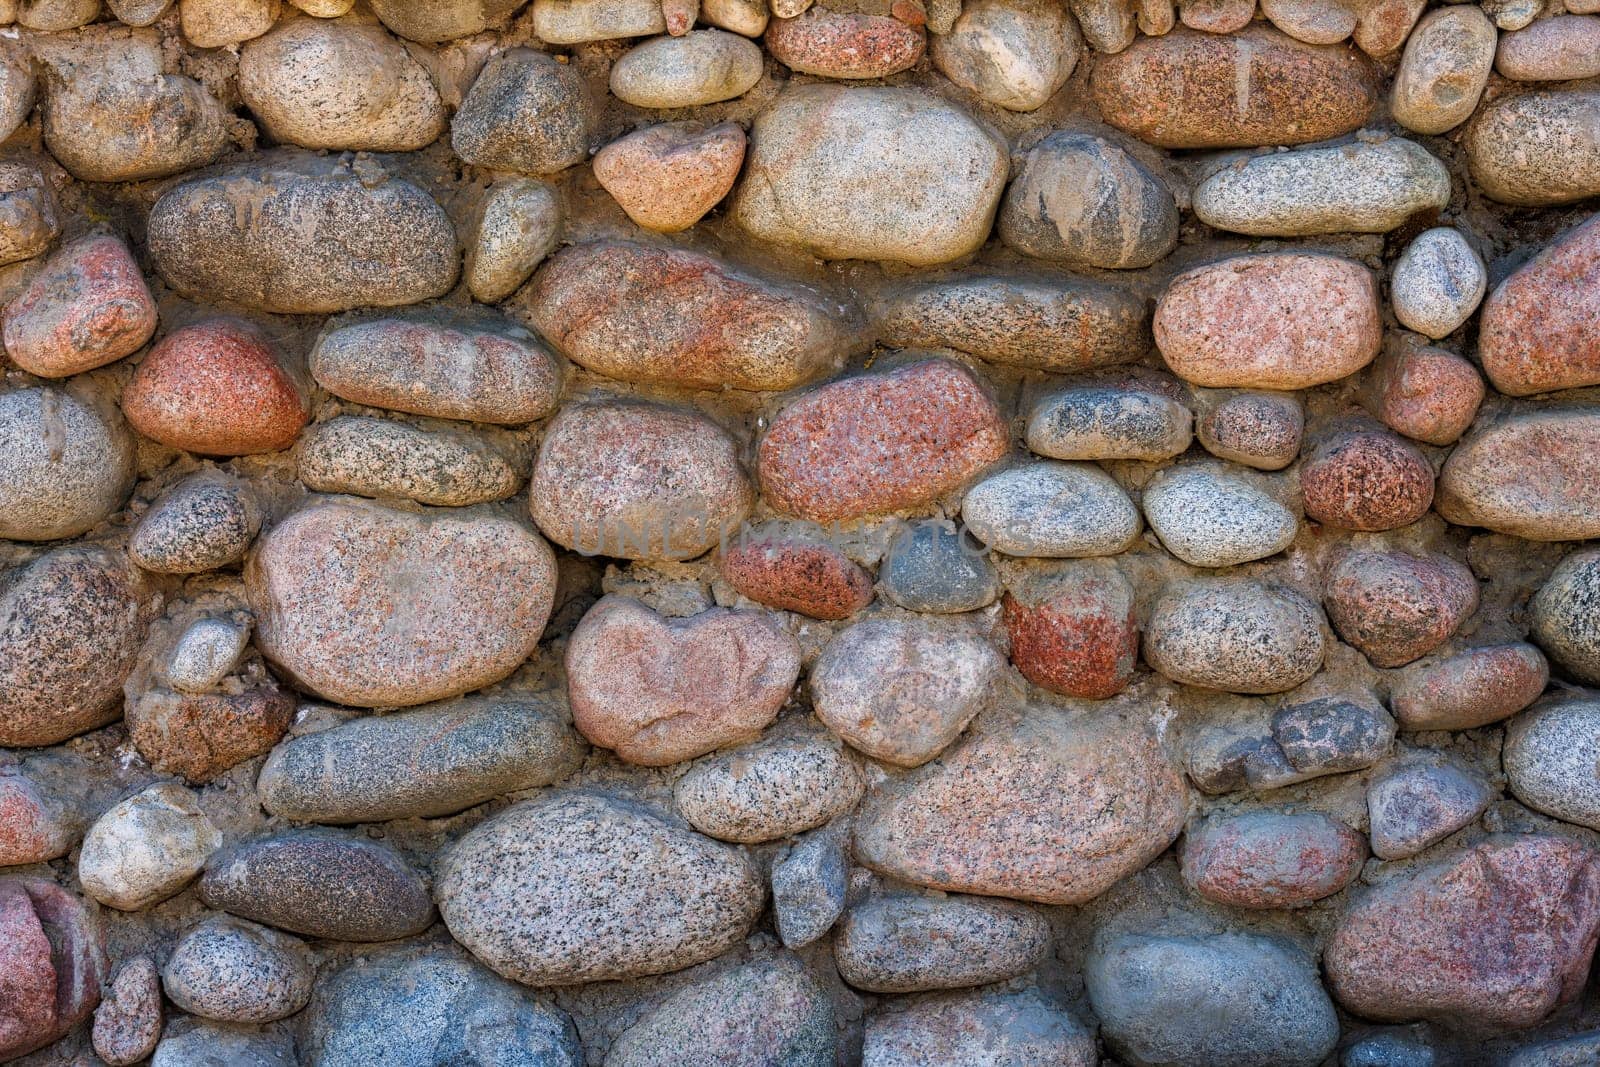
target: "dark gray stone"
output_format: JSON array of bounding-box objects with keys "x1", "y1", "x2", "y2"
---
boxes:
[
  {"x1": 1026, "y1": 384, "x2": 1194, "y2": 462},
  {"x1": 881, "y1": 519, "x2": 1000, "y2": 614},
  {"x1": 1343, "y1": 1032, "x2": 1437, "y2": 1067},
  {"x1": 771, "y1": 828, "x2": 848, "y2": 949},
  {"x1": 451, "y1": 49, "x2": 594, "y2": 174},
  {"x1": 1272, "y1": 697, "x2": 1395, "y2": 776},
  {"x1": 834, "y1": 894, "x2": 1050, "y2": 993}
]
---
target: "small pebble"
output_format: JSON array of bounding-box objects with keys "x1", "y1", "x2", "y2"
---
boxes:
[
  {"x1": 465, "y1": 180, "x2": 564, "y2": 305},
  {"x1": 593, "y1": 120, "x2": 745, "y2": 233},
  {"x1": 772, "y1": 830, "x2": 848, "y2": 949},
  {"x1": 92, "y1": 957, "x2": 163, "y2": 1067},
  {"x1": 674, "y1": 734, "x2": 863, "y2": 843}
]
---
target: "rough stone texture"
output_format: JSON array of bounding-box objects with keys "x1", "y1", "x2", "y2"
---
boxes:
[
  {"x1": 1155, "y1": 253, "x2": 1382, "y2": 389},
  {"x1": 810, "y1": 617, "x2": 1003, "y2": 767},
  {"x1": 0, "y1": 386, "x2": 137, "y2": 543},
  {"x1": 150, "y1": 1022, "x2": 296, "y2": 1067},
  {"x1": 452, "y1": 48, "x2": 594, "y2": 173},
  {"x1": 162, "y1": 916, "x2": 313, "y2": 1023},
  {"x1": 1300, "y1": 427, "x2": 1435, "y2": 531},
  {"x1": 368, "y1": 0, "x2": 525, "y2": 41},
  {"x1": 246, "y1": 499, "x2": 556, "y2": 707},
  {"x1": 1391, "y1": 6, "x2": 1495, "y2": 135},
  {"x1": 1437, "y1": 409, "x2": 1600, "y2": 541},
  {"x1": 963, "y1": 461, "x2": 1143, "y2": 558},
  {"x1": 835, "y1": 894, "x2": 1049, "y2": 992},
  {"x1": 1143, "y1": 465, "x2": 1297, "y2": 567},
  {"x1": 530, "y1": 0, "x2": 664, "y2": 41},
  {"x1": 854, "y1": 707, "x2": 1188, "y2": 905},
  {"x1": 259, "y1": 695, "x2": 584, "y2": 823},
  {"x1": 1465, "y1": 90, "x2": 1600, "y2": 207},
  {"x1": 863, "y1": 989, "x2": 1097, "y2": 1067},
  {"x1": 1505, "y1": 699, "x2": 1600, "y2": 832},
  {"x1": 1144, "y1": 578, "x2": 1326, "y2": 694},
  {"x1": 675, "y1": 734, "x2": 862, "y2": 842},
  {"x1": 1026, "y1": 382, "x2": 1192, "y2": 462},
  {"x1": 1003, "y1": 560, "x2": 1138, "y2": 699},
  {"x1": 0, "y1": 878, "x2": 106, "y2": 1061},
  {"x1": 1497, "y1": 15, "x2": 1600, "y2": 81},
  {"x1": 78, "y1": 782, "x2": 222, "y2": 911},
  {"x1": 592, "y1": 121, "x2": 745, "y2": 233},
  {"x1": 467, "y1": 180, "x2": 564, "y2": 304},
  {"x1": 200, "y1": 830, "x2": 435, "y2": 942},
  {"x1": 1326, "y1": 835, "x2": 1600, "y2": 1030},
  {"x1": 719, "y1": 521, "x2": 874, "y2": 620},
  {"x1": 1365, "y1": 342, "x2": 1484, "y2": 446},
  {"x1": 931, "y1": 0, "x2": 1080, "y2": 112},
  {"x1": 296, "y1": 416, "x2": 521, "y2": 507},
  {"x1": 772, "y1": 830, "x2": 847, "y2": 949},
  {"x1": 130, "y1": 472, "x2": 263, "y2": 574},
  {"x1": 1196, "y1": 390, "x2": 1304, "y2": 470},
  {"x1": 1532, "y1": 548, "x2": 1600, "y2": 685},
  {"x1": 0, "y1": 160, "x2": 59, "y2": 268},
  {"x1": 881, "y1": 519, "x2": 1000, "y2": 614},
  {"x1": 766, "y1": 9, "x2": 924, "y2": 79},
  {"x1": 1391, "y1": 643, "x2": 1549, "y2": 731},
  {"x1": 1392, "y1": 226, "x2": 1487, "y2": 340},
  {"x1": 92, "y1": 956, "x2": 162, "y2": 1067},
  {"x1": 611, "y1": 30, "x2": 765, "y2": 107},
  {"x1": 436, "y1": 792, "x2": 764, "y2": 985},
  {"x1": 1479, "y1": 214, "x2": 1600, "y2": 397},
  {"x1": 516, "y1": 241, "x2": 853, "y2": 392},
  {"x1": 1324, "y1": 550, "x2": 1478, "y2": 667},
  {"x1": 2, "y1": 233, "x2": 156, "y2": 379},
  {"x1": 1181, "y1": 811, "x2": 1367, "y2": 908},
  {"x1": 0, "y1": 765, "x2": 79, "y2": 867},
  {"x1": 733, "y1": 84, "x2": 1008, "y2": 266},
  {"x1": 1367, "y1": 758, "x2": 1491, "y2": 860}
]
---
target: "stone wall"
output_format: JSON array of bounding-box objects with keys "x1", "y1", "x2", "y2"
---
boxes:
[{"x1": 1, "y1": 0, "x2": 1600, "y2": 1064}]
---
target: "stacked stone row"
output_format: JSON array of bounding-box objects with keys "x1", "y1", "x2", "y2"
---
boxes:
[{"x1": 1, "y1": 0, "x2": 1600, "y2": 1064}]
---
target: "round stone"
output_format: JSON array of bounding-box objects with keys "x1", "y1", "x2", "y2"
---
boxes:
[
  {"x1": 962, "y1": 462, "x2": 1142, "y2": 559},
  {"x1": 1465, "y1": 90, "x2": 1600, "y2": 207},
  {"x1": 719, "y1": 522, "x2": 874, "y2": 621},
  {"x1": 2, "y1": 233, "x2": 157, "y2": 379},
  {"x1": 835, "y1": 894, "x2": 1050, "y2": 993},
  {"x1": 297, "y1": 417, "x2": 521, "y2": 507},
  {"x1": 1532, "y1": 548, "x2": 1600, "y2": 685},
  {"x1": 1300, "y1": 428, "x2": 1434, "y2": 532},
  {"x1": 766, "y1": 9, "x2": 925, "y2": 79},
  {"x1": 1143, "y1": 465, "x2": 1298, "y2": 568},
  {"x1": 1496, "y1": 15, "x2": 1600, "y2": 81},
  {"x1": 674, "y1": 734, "x2": 863, "y2": 843},
  {"x1": 610, "y1": 30, "x2": 764, "y2": 107},
  {"x1": 1144, "y1": 578, "x2": 1326, "y2": 694},
  {"x1": 880, "y1": 519, "x2": 1000, "y2": 615},
  {"x1": 1505, "y1": 698, "x2": 1600, "y2": 832},
  {"x1": 1438, "y1": 409, "x2": 1600, "y2": 540},
  {"x1": 1324, "y1": 550, "x2": 1478, "y2": 668},
  {"x1": 1479, "y1": 214, "x2": 1600, "y2": 397},
  {"x1": 130, "y1": 472, "x2": 263, "y2": 575},
  {"x1": 1393, "y1": 227, "x2": 1487, "y2": 340},
  {"x1": 592, "y1": 121, "x2": 745, "y2": 233},
  {"x1": 465, "y1": 179, "x2": 564, "y2": 305},
  {"x1": 1025, "y1": 384, "x2": 1193, "y2": 461},
  {"x1": 1367, "y1": 758, "x2": 1492, "y2": 860},
  {"x1": 1391, "y1": 6, "x2": 1496, "y2": 134},
  {"x1": 1366, "y1": 343, "x2": 1484, "y2": 446},
  {"x1": 78, "y1": 783, "x2": 221, "y2": 912},
  {"x1": 92, "y1": 956, "x2": 162, "y2": 1067},
  {"x1": 162, "y1": 917, "x2": 312, "y2": 1023},
  {"x1": 930, "y1": 0, "x2": 1080, "y2": 112},
  {"x1": 1196, "y1": 391, "x2": 1304, "y2": 470},
  {"x1": 1390, "y1": 643, "x2": 1549, "y2": 731},
  {"x1": 864, "y1": 989, "x2": 1097, "y2": 1067},
  {"x1": 452, "y1": 48, "x2": 594, "y2": 173},
  {"x1": 1181, "y1": 811, "x2": 1367, "y2": 908},
  {"x1": 0, "y1": 386, "x2": 136, "y2": 542}
]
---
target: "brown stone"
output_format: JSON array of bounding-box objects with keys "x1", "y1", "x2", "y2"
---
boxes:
[
  {"x1": 1391, "y1": 643, "x2": 1550, "y2": 731},
  {"x1": 592, "y1": 121, "x2": 745, "y2": 233},
  {"x1": 1326, "y1": 835, "x2": 1600, "y2": 1030},
  {"x1": 1479, "y1": 214, "x2": 1600, "y2": 397},
  {"x1": 1178, "y1": 0, "x2": 1254, "y2": 33},
  {"x1": 757, "y1": 359, "x2": 1009, "y2": 522},
  {"x1": 565, "y1": 596, "x2": 801, "y2": 766},
  {"x1": 1003, "y1": 561, "x2": 1138, "y2": 700},
  {"x1": 515, "y1": 241, "x2": 852, "y2": 393},
  {"x1": 126, "y1": 680, "x2": 294, "y2": 785},
  {"x1": 719, "y1": 522, "x2": 874, "y2": 621},
  {"x1": 1300, "y1": 428, "x2": 1434, "y2": 532},
  {"x1": 1365, "y1": 342, "x2": 1485, "y2": 446},
  {"x1": 1352, "y1": 0, "x2": 1426, "y2": 55},
  {"x1": 1091, "y1": 26, "x2": 1379, "y2": 149},
  {"x1": 2, "y1": 234, "x2": 156, "y2": 379},
  {"x1": 1155, "y1": 253, "x2": 1381, "y2": 389},
  {"x1": 765, "y1": 9, "x2": 925, "y2": 78},
  {"x1": 1324, "y1": 550, "x2": 1478, "y2": 668},
  {"x1": 1465, "y1": 90, "x2": 1600, "y2": 207},
  {"x1": 1496, "y1": 15, "x2": 1600, "y2": 82},
  {"x1": 122, "y1": 318, "x2": 310, "y2": 457},
  {"x1": 1437, "y1": 409, "x2": 1600, "y2": 541},
  {"x1": 854, "y1": 707, "x2": 1188, "y2": 905},
  {"x1": 1181, "y1": 811, "x2": 1367, "y2": 908}
]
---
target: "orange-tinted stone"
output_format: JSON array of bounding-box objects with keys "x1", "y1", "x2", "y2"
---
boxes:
[
  {"x1": 1365, "y1": 342, "x2": 1485, "y2": 446},
  {"x1": 1181, "y1": 811, "x2": 1367, "y2": 909},
  {"x1": 1300, "y1": 428, "x2": 1434, "y2": 531},
  {"x1": 592, "y1": 121, "x2": 746, "y2": 234},
  {"x1": 1479, "y1": 213, "x2": 1600, "y2": 396},
  {"x1": 1391, "y1": 643, "x2": 1550, "y2": 731},
  {"x1": 127, "y1": 682, "x2": 296, "y2": 784},
  {"x1": 1324, "y1": 550, "x2": 1478, "y2": 668},
  {"x1": 757, "y1": 359, "x2": 1009, "y2": 522},
  {"x1": 2, "y1": 233, "x2": 157, "y2": 378},
  {"x1": 1179, "y1": 0, "x2": 1254, "y2": 33},
  {"x1": 122, "y1": 319, "x2": 310, "y2": 457},
  {"x1": 766, "y1": 9, "x2": 925, "y2": 79},
  {"x1": 719, "y1": 523, "x2": 874, "y2": 621},
  {"x1": 1002, "y1": 562, "x2": 1137, "y2": 700},
  {"x1": 1091, "y1": 26, "x2": 1379, "y2": 149}
]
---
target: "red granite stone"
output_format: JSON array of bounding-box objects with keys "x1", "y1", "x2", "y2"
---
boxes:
[
  {"x1": 766, "y1": 9, "x2": 925, "y2": 79},
  {"x1": 2, "y1": 233, "x2": 157, "y2": 378},
  {"x1": 1391, "y1": 643, "x2": 1550, "y2": 731},
  {"x1": 0, "y1": 877, "x2": 105, "y2": 1062},
  {"x1": 1326, "y1": 834, "x2": 1600, "y2": 1030},
  {"x1": 1479, "y1": 213, "x2": 1600, "y2": 396},
  {"x1": 0, "y1": 770, "x2": 73, "y2": 867},
  {"x1": 719, "y1": 523, "x2": 874, "y2": 621},
  {"x1": 1365, "y1": 342, "x2": 1485, "y2": 446},
  {"x1": 1002, "y1": 562, "x2": 1137, "y2": 700},
  {"x1": 757, "y1": 359, "x2": 1009, "y2": 522},
  {"x1": 1324, "y1": 550, "x2": 1478, "y2": 668},
  {"x1": 1179, "y1": 0, "x2": 1255, "y2": 33},
  {"x1": 1300, "y1": 428, "x2": 1434, "y2": 531},
  {"x1": 121, "y1": 318, "x2": 310, "y2": 456},
  {"x1": 1181, "y1": 811, "x2": 1367, "y2": 909}
]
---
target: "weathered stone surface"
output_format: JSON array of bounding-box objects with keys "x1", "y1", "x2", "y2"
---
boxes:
[
  {"x1": 1497, "y1": 15, "x2": 1600, "y2": 81},
  {"x1": 1196, "y1": 391, "x2": 1304, "y2": 470},
  {"x1": 17, "y1": 0, "x2": 100, "y2": 31},
  {"x1": 1145, "y1": 579, "x2": 1326, "y2": 694},
  {"x1": 1143, "y1": 465, "x2": 1297, "y2": 568},
  {"x1": 0, "y1": 386, "x2": 136, "y2": 542},
  {"x1": 702, "y1": 0, "x2": 766, "y2": 35},
  {"x1": 466, "y1": 178, "x2": 563, "y2": 305},
  {"x1": 437, "y1": 792, "x2": 763, "y2": 984},
  {"x1": 767, "y1": 9, "x2": 924, "y2": 78},
  {"x1": 1392, "y1": 227, "x2": 1487, "y2": 340},
  {"x1": 259, "y1": 695, "x2": 584, "y2": 823},
  {"x1": 855, "y1": 708, "x2": 1187, "y2": 904},
  {"x1": 516, "y1": 241, "x2": 851, "y2": 392},
  {"x1": 1004, "y1": 560, "x2": 1137, "y2": 700},
  {"x1": 719, "y1": 522, "x2": 874, "y2": 620},
  {"x1": 180, "y1": 0, "x2": 279, "y2": 46},
  {"x1": 162, "y1": 917, "x2": 312, "y2": 1023},
  {"x1": 1391, "y1": 643, "x2": 1549, "y2": 731},
  {"x1": 1026, "y1": 384, "x2": 1192, "y2": 462},
  {"x1": 999, "y1": 131, "x2": 1177, "y2": 268},
  {"x1": 1178, "y1": 0, "x2": 1253, "y2": 33},
  {"x1": 611, "y1": 29, "x2": 764, "y2": 106},
  {"x1": 836, "y1": 895, "x2": 1049, "y2": 993},
  {"x1": 200, "y1": 830, "x2": 435, "y2": 942},
  {"x1": 1368, "y1": 758, "x2": 1491, "y2": 861},
  {"x1": 1088, "y1": 931, "x2": 1339, "y2": 1067},
  {"x1": 1352, "y1": 0, "x2": 1425, "y2": 55},
  {"x1": 593, "y1": 121, "x2": 744, "y2": 233},
  {"x1": 1466, "y1": 90, "x2": 1600, "y2": 207},
  {"x1": 1437, "y1": 409, "x2": 1600, "y2": 540},
  {"x1": 931, "y1": 0, "x2": 1079, "y2": 111},
  {"x1": 369, "y1": 0, "x2": 526, "y2": 41},
  {"x1": 566, "y1": 595, "x2": 800, "y2": 766},
  {"x1": 1193, "y1": 137, "x2": 1450, "y2": 236},
  {"x1": 303, "y1": 946, "x2": 582, "y2": 1067},
  {"x1": 1480, "y1": 214, "x2": 1600, "y2": 397},
  {"x1": 0, "y1": 878, "x2": 106, "y2": 1063},
  {"x1": 811, "y1": 617, "x2": 1002, "y2": 767},
  {"x1": 1260, "y1": 0, "x2": 1356, "y2": 43},
  {"x1": 881, "y1": 519, "x2": 1000, "y2": 615},
  {"x1": 1505, "y1": 698, "x2": 1600, "y2": 832},
  {"x1": 963, "y1": 462, "x2": 1142, "y2": 558},
  {"x1": 311, "y1": 313, "x2": 562, "y2": 425},
  {"x1": 148, "y1": 156, "x2": 459, "y2": 314},
  {"x1": 530, "y1": 0, "x2": 664, "y2": 41},
  {"x1": 239, "y1": 16, "x2": 447, "y2": 151},
  {"x1": 1326, "y1": 835, "x2": 1600, "y2": 1029},
  {"x1": 2, "y1": 233, "x2": 156, "y2": 379},
  {"x1": 531, "y1": 399, "x2": 753, "y2": 559},
  {"x1": 1155, "y1": 253, "x2": 1381, "y2": 389},
  {"x1": 0, "y1": 42, "x2": 33, "y2": 146},
  {"x1": 150, "y1": 1022, "x2": 296, "y2": 1067},
  {"x1": 1391, "y1": 6, "x2": 1495, "y2": 134},
  {"x1": 78, "y1": 783, "x2": 221, "y2": 911},
  {"x1": 1181, "y1": 811, "x2": 1366, "y2": 908},
  {"x1": 0, "y1": 547, "x2": 155, "y2": 747},
  {"x1": 0, "y1": 765, "x2": 79, "y2": 867},
  {"x1": 123, "y1": 318, "x2": 311, "y2": 457},
  {"x1": 297, "y1": 417, "x2": 520, "y2": 507},
  {"x1": 131, "y1": 472, "x2": 262, "y2": 574},
  {"x1": 863, "y1": 989, "x2": 1097, "y2": 1067},
  {"x1": 1272, "y1": 696, "x2": 1395, "y2": 778},
  {"x1": 1325, "y1": 550, "x2": 1477, "y2": 668},
  {"x1": 1365, "y1": 342, "x2": 1484, "y2": 446},
  {"x1": 1532, "y1": 548, "x2": 1600, "y2": 685},
  {"x1": 759, "y1": 360, "x2": 1007, "y2": 522},
  {"x1": 733, "y1": 85, "x2": 1008, "y2": 266},
  {"x1": 1300, "y1": 427, "x2": 1434, "y2": 532},
  {"x1": 0, "y1": 160, "x2": 59, "y2": 268},
  {"x1": 1091, "y1": 26, "x2": 1378, "y2": 149},
  {"x1": 675, "y1": 734, "x2": 861, "y2": 843},
  {"x1": 452, "y1": 48, "x2": 593, "y2": 173},
  {"x1": 165, "y1": 616, "x2": 250, "y2": 693},
  {"x1": 772, "y1": 830, "x2": 847, "y2": 949},
  {"x1": 92, "y1": 956, "x2": 162, "y2": 1067},
  {"x1": 246, "y1": 499, "x2": 556, "y2": 707},
  {"x1": 607, "y1": 957, "x2": 835, "y2": 1067}
]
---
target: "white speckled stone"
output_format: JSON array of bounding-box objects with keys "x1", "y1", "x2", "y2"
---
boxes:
[
  {"x1": 931, "y1": 0, "x2": 1081, "y2": 112},
  {"x1": 1143, "y1": 466, "x2": 1297, "y2": 568},
  {"x1": 167, "y1": 617, "x2": 252, "y2": 694},
  {"x1": 79, "y1": 783, "x2": 223, "y2": 911},
  {"x1": 1145, "y1": 578, "x2": 1327, "y2": 694},
  {"x1": 674, "y1": 735, "x2": 863, "y2": 844},
  {"x1": 1391, "y1": 7, "x2": 1496, "y2": 135},
  {"x1": 162, "y1": 917, "x2": 313, "y2": 1024},
  {"x1": 962, "y1": 462, "x2": 1141, "y2": 558},
  {"x1": 1391, "y1": 227, "x2": 1487, "y2": 339},
  {"x1": 1505, "y1": 698, "x2": 1600, "y2": 831}
]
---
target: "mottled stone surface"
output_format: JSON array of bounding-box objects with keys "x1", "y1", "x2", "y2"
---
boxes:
[
  {"x1": 1365, "y1": 342, "x2": 1483, "y2": 446},
  {"x1": 1497, "y1": 15, "x2": 1600, "y2": 81},
  {"x1": 1465, "y1": 90, "x2": 1600, "y2": 207},
  {"x1": 881, "y1": 519, "x2": 1000, "y2": 614},
  {"x1": 1196, "y1": 390, "x2": 1304, "y2": 470},
  {"x1": 864, "y1": 989, "x2": 1097, "y2": 1067},
  {"x1": 1026, "y1": 384, "x2": 1192, "y2": 461},
  {"x1": 1324, "y1": 550, "x2": 1478, "y2": 668},
  {"x1": 297, "y1": 417, "x2": 520, "y2": 507},
  {"x1": 465, "y1": 178, "x2": 563, "y2": 304},
  {"x1": 1300, "y1": 427, "x2": 1434, "y2": 531},
  {"x1": 766, "y1": 9, "x2": 924, "y2": 79},
  {"x1": 1505, "y1": 699, "x2": 1600, "y2": 832},
  {"x1": 1145, "y1": 579, "x2": 1326, "y2": 694},
  {"x1": 79, "y1": 782, "x2": 221, "y2": 911},
  {"x1": 854, "y1": 708, "x2": 1187, "y2": 904},
  {"x1": 835, "y1": 895, "x2": 1049, "y2": 992},
  {"x1": 1479, "y1": 214, "x2": 1600, "y2": 397},
  {"x1": 931, "y1": 0, "x2": 1080, "y2": 111},
  {"x1": 772, "y1": 830, "x2": 847, "y2": 949},
  {"x1": 675, "y1": 734, "x2": 861, "y2": 843},
  {"x1": 436, "y1": 792, "x2": 763, "y2": 985},
  {"x1": 131, "y1": 472, "x2": 262, "y2": 574},
  {"x1": 611, "y1": 30, "x2": 764, "y2": 107},
  {"x1": 719, "y1": 522, "x2": 874, "y2": 620},
  {"x1": 92, "y1": 956, "x2": 162, "y2": 1067},
  {"x1": 2, "y1": 233, "x2": 156, "y2": 378},
  {"x1": 0, "y1": 766, "x2": 78, "y2": 867},
  {"x1": 1391, "y1": 643, "x2": 1549, "y2": 731},
  {"x1": 1391, "y1": 226, "x2": 1487, "y2": 339},
  {"x1": 162, "y1": 916, "x2": 313, "y2": 1023},
  {"x1": 0, "y1": 878, "x2": 106, "y2": 1062},
  {"x1": 1003, "y1": 560, "x2": 1138, "y2": 699},
  {"x1": 963, "y1": 461, "x2": 1142, "y2": 558},
  {"x1": 1532, "y1": 548, "x2": 1600, "y2": 685},
  {"x1": 1181, "y1": 811, "x2": 1367, "y2": 908},
  {"x1": 1367, "y1": 758, "x2": 1491, "y2": 860},
  {"x1": 452, "y1": 48, "x2": 594, "y2": 173},
  {"x1": 592, "y1": 121, "x2": 744, "y2": 233},
  {"x1": 1437, "y1": 409, "x2": 1600, "y2": 541},
  {"x1": 1143, "y1": 465, "x2": 1297, "y2": 567},
  {"x1": 0, "y1": 386, "x2": 136, "y2": 543}
]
